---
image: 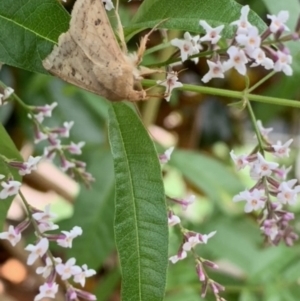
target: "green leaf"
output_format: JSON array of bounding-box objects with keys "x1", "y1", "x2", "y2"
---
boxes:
[
  {"x1": 125, "y1": 0, "x2": 267, "y2": 39},
  {"x1": 0, "y1": 123, "x2": 23, "y2": 230},
  {"x1": 249, "y1": 246, "x2": 299, "y2": 281},
  {"x1": 240, "y1": 290, "x2": 260, "y2": 301},
  {"x1": 0, "y1": 0, "x2": 69, "y2": 73},
  {"x1": 108, "y1": 103, "x2": 168, "y2": 301}
]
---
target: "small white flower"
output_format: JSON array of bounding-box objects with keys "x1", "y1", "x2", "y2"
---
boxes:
[
  {"x1": 249, "y1": 164, "x2": 261, "y2": 181},
  {"x1": 202, "y1": 60, "x2": 225, "y2": 83},
  {"x1": 0, "y1": 87, "x2": 14, "y2": 105},
  {"x1": 183, "y1": 236, "x2": 199, "y2": 251},
  {"x1": 36, "y1": 257, "x2": 62, "y2": 278},
  {"x1": 168, "y1": 214, "x2": 181, "y2": 226},
  {"x1": 171, "y1": 32, "x2": 201, "y2": 63},
  {"x1": 73, "y1": 264, "x2": 97, "y2": 287},
  {"x1": 199, "y1": 21, "x2": 224, "y2": 44},
  {"x1": 233, "y1": 189, "x2": 265, "y2": 212},
  {"x1": 277, "y1": 179, "x2": 300, "y2": 205},
  {"x1": 267, "y1": 11, "x2": 290, "y2": 33},
  {"x1": 67, "y1": 141, "x2": 86, "y2": 155},
  {"x1": 274, "y1": 165, "x2": 292, "y2": 180},
  {"x1": 25, "y1": 238, "x2": 49, "y2": 265},
  {"x1": 257, "y1": 120, "x2": 273, "y2": 139},
  {"x1": 3, "y1": 87, "x2": 14, "y2": 100},
  {"x1": 183, "y1": 231, "x2": 216, "y2": 251},
  {"x1": 253, "y1": 152, "x2": 279, "y2": 178},
  {"x1": 34, "y1": 130, "x2": 48, "y2": 144},
  {"x1": 250, "y1": 48, "x2": 274, "y2": 70},
  {"x1": 157, "y1": 72, "x2": 183, "y2": 102},
  {"x1": 57, "y1": 226, "x2": 83, "y2": 248},
  {"x1": 33, "y1": 204, "x2": 57, "y2": 223},
  {"x1": 102, "y1": 0, "x2": 114, "y2": 11},
  {"x1": 231, "y1": 5, "x2": 253, "y2": 34},
  {"x1": 0, "y1": 225, "x2": 21, "y2": 246},
  {"x1": 18, "y1": 156, "x2": 42, "y2": 176},
  {"x1": 61, "y1": 158, "x2": 76, "y2": 172},
  {"x1": 272, "y1": 139, "x2": 293, "y2": 158},
  {"x1": 0, "y1": 180, "x2": 22, "y2": 199},
  {"x1": 262, "y1": 219, "x2": 279, "y2": 241},
  {"x1": 34, "y1": 112, "x2": 46, "y2": 123},
  {"x1": 236, "y1": 26, "x2": 261, "y2": 55},
  {"x1": 169, "y1": 251, "x2": 187, "y2": 264},
  {"x1": 33, "y1": 204, "x2": 59, "y2": 233},
  {"x1": 274, "y1": 50, "x2": 293, "y2": 76},
  {"x1": 38, "y1": 222, "x2": 59, "y2": 233},
  {"x1": 56, "y1": 257, "x2": 81, "y2": 280},
  {"x1": 159, "y1": 146, "x2": 174, "y2": 164},
  {"x1": 34, "y1": 282, "x2": 59, "y2": 301},
  {"x1": 180, "y1": 194, "x2": 195, "y2": 210},
  {"x1": 39, "y1": 103, "x2": 57, "y2": 118},
  {"x1": 230, "y1": 150, "x2": 249, "y2": 170},
  {"x1": 60, "y1": 121, "x2": 74, "y2": 138},
  {"x1": 223, "y1": 46, "x2": 248, "y2": 75},
  {"x1": 33, "y1": 103, "x2": 57, "y2": 123},
  {"x1": 200, "y1": 231, "x2": 217, "y2": 243},
  {"x1": 44, "y1": 136, "x2": 62, "y2": 159}
]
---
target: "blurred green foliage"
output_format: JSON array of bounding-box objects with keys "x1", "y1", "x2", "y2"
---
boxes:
[{"x1": 0, "y1": 0, "x2": 300, "y2": 301}]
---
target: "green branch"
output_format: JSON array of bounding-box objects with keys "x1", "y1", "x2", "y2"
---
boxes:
[{"x1": 142, "y1": 79, "x2": 300, "y2": 108}]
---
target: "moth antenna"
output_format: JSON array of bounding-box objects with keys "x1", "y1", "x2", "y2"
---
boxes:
[
  {"x1": 114, "y1": 0, "x2": 127, "y2": 53},
  {"x1": 135, "y1": 18, "x2": 169, "y2": 66}
]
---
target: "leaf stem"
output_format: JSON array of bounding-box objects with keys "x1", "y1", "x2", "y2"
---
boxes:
[{"x1": 247, "y1": 71, "x2": 276, "y2": 94}]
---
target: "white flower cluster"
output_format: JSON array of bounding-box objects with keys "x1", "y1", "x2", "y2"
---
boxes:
[
  {"x1": 0, "y1": 204, "x2": 96, "y2": 301},
  {"x1": 169, "y1": 229, "x2": 221, "y2": 299},
  {"x1": 27, "y1": 102, "x2": 94, "y2": 186},
  {"x1": 169, "y1": 231, "x2": 216, "y2": 264},
  {"x1": 231, "y1": 121, "x2": 298, "y2": 246},
  {"x1": 171, "y1": 6, "x2": 293, "y2": 83},
  {"x1": 0, "y1": 101, "x2": 96, "y2": 299},
  {"x1": 160, "y1": 148, "x2": 222, "y2": 299},
  {"x1": 0, "y1": 155, "x2": 42, "y2": 200}
]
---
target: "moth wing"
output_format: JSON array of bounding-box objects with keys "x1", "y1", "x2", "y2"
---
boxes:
[
  {"x1": 42, "y1": 32, "x2": 120, "y2": 99},
  {"x1": 69, "y1": 0, "x2": 126, "y2": 65}
]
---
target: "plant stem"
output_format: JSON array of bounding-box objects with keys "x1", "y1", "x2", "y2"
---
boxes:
[{"x1": 142, "y1": 79, "x2": 300, "y2": 108}]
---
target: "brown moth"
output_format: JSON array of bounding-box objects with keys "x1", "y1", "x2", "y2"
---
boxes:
[{"x1": 43, "y1": 0, "x2": 146, "y2": 101}]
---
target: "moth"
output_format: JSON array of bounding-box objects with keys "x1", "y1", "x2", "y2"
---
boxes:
[{"x1": 43, "y1": 0, "x2": 147, "y2": 102}]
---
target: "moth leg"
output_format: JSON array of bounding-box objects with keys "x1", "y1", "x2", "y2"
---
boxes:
[
  {"x1": 134, "y1": 31, "x2": 153, "y2": 67},
  {"x1": 138, "y1": 66, "x2": 166, "y2": 77},
  {"x1": 135, "y1": 19, "x2": 168, "y2": 66},
  {"x1": 115, "y1": 0, "x2": 127, "y2": 53}
]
